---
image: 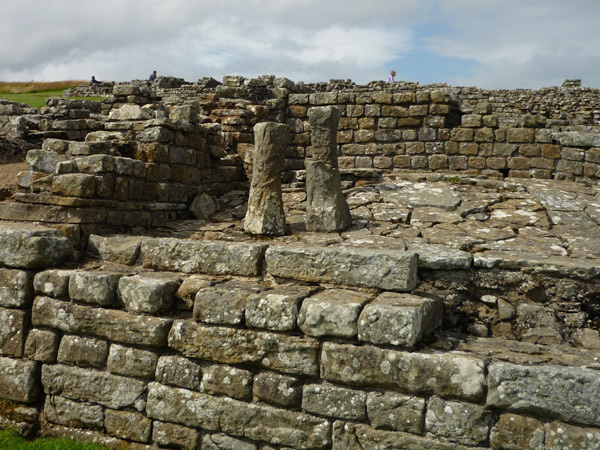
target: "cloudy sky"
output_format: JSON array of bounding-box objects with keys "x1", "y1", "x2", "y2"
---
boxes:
[{"x1": 2, "y1": 0, "x2": 599, "y2": 89}]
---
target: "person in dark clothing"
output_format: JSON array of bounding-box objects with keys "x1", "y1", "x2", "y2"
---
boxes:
[
  {"x1": 90, "y1": 76, "x2": 101, "y2": 86},
  {"x1": 149, "y1": 71, "x2": 157, "y2": 82}
]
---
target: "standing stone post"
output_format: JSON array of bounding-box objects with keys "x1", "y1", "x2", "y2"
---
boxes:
[
  {"x1": 305, "y1": 106, "x2": 352, "y2": 231},
  {"x1": 244, "y1": 122, "x2": 291, "y2": 236}
]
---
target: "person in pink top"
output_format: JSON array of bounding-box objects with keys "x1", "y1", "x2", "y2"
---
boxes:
[{"x1": 387, "y1": 70, "x2": 396, "y2": 83}]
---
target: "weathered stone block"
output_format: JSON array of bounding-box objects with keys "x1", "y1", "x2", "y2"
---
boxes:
[
  {"x1": 203, "y1": 433, "x2": 257, "y2": 450},
  {"x1": 545, "y1": 421, "x2": 600, "y2": 450},
  {"x1": 193, "y1": 280, "x2": 266, "y2": 325},
  {"x1": 33, "y1": 269, "x2": 72, "y2": 298},
  {"x1": 303, "y1": 384, "x2": 367, "y2": 420},
  {"x1": 32, "y1": 297, "x2": 172, "y2": 347},
  {"x1": 0, "y1": 357, "x2": 40, "y2": 403},
  {"x1": 69, "y1": 271, "x2": 120, "y2": 306},
  {"x1": 332, "y1": 421, "x2": 467, "y2": 450},
  {"x1": 168, "y1": 320, "x2": 319, "y2": 376},
  {"x1": 0, "y1": 269, "x2": 34, "y2": 308},
  {"x1": 366, "y1": 391, "x2": 424, "y2": 434},
  {"x1": 107, "y1": 344, "x2": 158, "y2": 379},
  {"x1": 87, "y1": 234, "x2": 143, "y2": 265},
  {"x1": 245, "y1": 286, "x2": 317, "y2": 331},
  {"x1": 253, "y1": 371, "x2": 302, "y2": 408},
  {"x1": 298, "y1": 289, "x2": 370, "y2": 338},
  {"x1": 265, "y1": 245, "x2": 418, "y2": 291},
  {"x1": 44, "y1": 395, "x2": 104, "y2": 430},
  {"x1": 0, "y1": 223, "x2": 72, "y2": 269},
  {"x1": 202, "y1": 364, "x2": 253, "y2": 400},
  {"x1": 42, "y1": 364, "x2": 146, "y2": 410},
  {"x1": 321, "y1": 342, "x2": 485, "y2": 402},
  {"x1": 152, "y1": 421, "x2": 202, "y2": 449},
  {"x1": 104, "y1": 409, "x2": 151, "y2": 443},
  {"x1": 0, "y1": 308, "x2": 28, "y2": 357},
  {"x1": 487, "y1": 362, "x2": 600, "y2": 427},
  {"x1": 57, "y1": 335, "x2": 108, "y2": 369},
  {"x1": 51, "y1": 173, "x2": 96, "y2": 197},
  {"x1": 117, "y1": 274, "x2": 179, "y2": 314},
  {"x1": 24, "y1": 328, "x2": 59, "y2": 362},
  {"x1": 155, "y1": 355, "x2": 202, "y2": 390},
  {"x1": 26, "y1": 149, "x2": 63, "y2": 172},
  {"x1": 358, "y1": 292, "x2": 441, "y2": 348},
  {"x1": 140, "y1": 238, "x2": 267, "y2": 276},
  {"x1": 490, "y1": 414, "x2": 545, "y2": 450},
  {"x1": 426, "y1": 396, "x2": 492, "y2": 446},
  {"x1": 147, "y1": 383, "x2": 331, "y2": 448}
]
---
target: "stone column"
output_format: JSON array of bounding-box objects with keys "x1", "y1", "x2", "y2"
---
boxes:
[
  {"x1": 244, "y1": 122, "x2": 290, "y2": 236},
  {"x1": 305, "y1": 106, "x2": 352, "y2": 231}
]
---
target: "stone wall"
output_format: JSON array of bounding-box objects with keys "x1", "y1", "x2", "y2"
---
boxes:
[{"x1": 0, "y1": 228, "x2": 599, "y2": 449}]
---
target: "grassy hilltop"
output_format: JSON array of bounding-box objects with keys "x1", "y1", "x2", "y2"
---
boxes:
[{"x1": 0, "y1": 81, "x2": 96, "y2": 108}]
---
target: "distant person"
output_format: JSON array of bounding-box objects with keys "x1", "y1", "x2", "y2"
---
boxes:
[
  {"x1": 149, "y1": 71, "x2": 157, "y2": 82},
  {"x1": 387, "y1": 70, "x2": 396, "y2": 84},
  {"x1": 90, "y1": 76, "x2": 101, "y2": 86}
]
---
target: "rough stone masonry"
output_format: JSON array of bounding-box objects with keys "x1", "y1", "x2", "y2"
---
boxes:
[{"x1": 0, "y1": 74, "x2": 599, "y2": 449}]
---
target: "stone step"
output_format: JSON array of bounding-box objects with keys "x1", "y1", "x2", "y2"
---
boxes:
[{"x1": 0, "y1": 222, "x2": 73, "y2": 269}]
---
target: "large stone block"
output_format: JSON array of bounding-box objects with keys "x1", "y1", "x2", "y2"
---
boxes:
[
  {"x1": 117, "y1": 274, "x2": 179, "y2": 313},
  {"x1": 32, "y1": 297, "x2": 172, "y2": 347},
  {"x1": 245, "y1": 286, "x2": 317, "y2": 331},
  {"x1": 425, "y1": 396, "x2": 492, "y2": 446},
  {"x1": 193, "y1": 280, "x2": 266, "y2": 325},
  {"x1": 0, "y1": 269, "x2": 34, "y2": 308},
  {"x1": 487, "y1": 362, "x2": 600, "y2": 427},
  {"x1": 333, "y1": 421, "x2": 468, "y2": 450},
  {"x1": 490, "y1": 414, "x2": 545, "y2": 450},
  {"x1": 203, "y1": 433, "x2": 257, "y2": 450},
  {"x1": 168, "y1": 320, "x2": 319, "y2": 376},
  {"x1": 87, "y1": 234, "x2": 143, "y2": 265},
  {"x1": 44, "y1": 395, "x2": 104, "y2": 430},
  {"x1": 0, "y1": 308, "x2": 28, "y2": 357},
  {"x1": 42, "y1": 364, "x2": 147, "y2": 410},
  {"x1": 147, "y1": 383, "x2": 331, "y2": 449},
  {"x1": 107, "y1": 344, "x2": 158, "y2": 379},
  {"x1": 303, "y1": 384, "x2": 367, "y2": 420},
  {"x1": 155, "y1": 355, "x2": 202, "y2": 390},
  {"x1": 545, "y1": 421, "x2": 600, "y2": 450},
  {"x1": 366, "y1": 391, "x2": 425, "y2": 434},
  {"x1": 253, "y1": 371, "x2": 302, "y2": 408},
  {"x1": 358, "y1": 292, "x2": 441, "y2": 348},
  {"x1": 202, "y1": 364, "x2": 252, "y2": 400},
  {"x1": 33, "y1": 269, "x2": 72, "y2": 298},
  {"x1": 321, "y1": 342, "x2": 485, "y2": 402},
  {"x1": 140, "y1": 238, "x2": 267, "y2": 276},
  {"x1": 57, "y1": 335, "x2": 108, "y2": 369},
  {"x1": 0, "y1": 357, "x2": 40, "y2": 403},
  {"x1": 24, "y1": 328, "x2": 60, "y2": 362},
  {"x1": 266, "y1": 245, "x2": 418, "y2": 291},
  {"x1": 298, "y1": 289, "x2": 370, "y2": 338},
  {"x1": 152, "y1": 421, "x2": 202, "y2": 449},
  {"x1": 69, "y1": 271, "x2": 121, "y2": 306},
  {"x1": 104, "y1": 409, "x2": 151, "y2": 443},
  {"x1": 0, "y1": 223, "x2": 72, "y2": 269}
]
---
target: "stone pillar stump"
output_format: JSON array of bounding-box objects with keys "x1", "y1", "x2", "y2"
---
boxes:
[
  {"x1": 306, "y1": 106, "x2": 352, "y2": 231},
  {"x1": 244, "y1": 122, "x2": 290, "y2": 236}
]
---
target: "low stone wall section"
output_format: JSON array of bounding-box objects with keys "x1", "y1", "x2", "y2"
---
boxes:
[{"x1": 1, "y1": 229, "x2": 599, "y2": 448}]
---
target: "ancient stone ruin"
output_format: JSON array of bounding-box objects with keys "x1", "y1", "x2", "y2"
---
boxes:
[{"x1": 0, "y1": 75, "x2": 599, "y2": 449}]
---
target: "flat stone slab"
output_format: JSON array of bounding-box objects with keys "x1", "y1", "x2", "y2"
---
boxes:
[
  {"x1": 487, "y1": 362, "x2": 600, "y2": 427},
  {"x1": 265, "y1": 245, "x2": 418, "y2": 291},
  {"x1": 140, "y1": 238, "x2": 267, "y2": 276},
  {"x1": 0, "y1": 222, "x2": 72, "y2": 269},
  {"x1": 358, "y1": 292, "x2": 442, "y2": 348}
]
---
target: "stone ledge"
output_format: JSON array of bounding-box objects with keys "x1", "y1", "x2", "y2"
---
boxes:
[
  {"x1": 140, "y1": 237, "x2": 267, "y2": 276},
  {"x1": 265, "y1": 245, "x2": 418, "y2": 291}
]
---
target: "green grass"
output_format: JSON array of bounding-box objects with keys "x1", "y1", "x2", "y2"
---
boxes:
[
  {"x1": 0, "y1": 91, "x2": 106, "y2": 109},
  {"x1": 0, "y1": 429, "x2": 106, "y2": 449}
]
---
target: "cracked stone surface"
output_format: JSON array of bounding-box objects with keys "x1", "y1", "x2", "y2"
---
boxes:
[{"x1": 148, "y1": 173, "x2": 600, "y2": 277}]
